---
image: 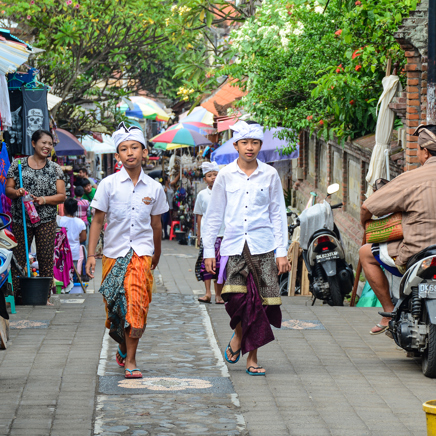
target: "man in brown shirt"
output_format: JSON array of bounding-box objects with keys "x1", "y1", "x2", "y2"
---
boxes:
[{"x1": 360, "y1": 124, "x2": 436, "y2": 334}]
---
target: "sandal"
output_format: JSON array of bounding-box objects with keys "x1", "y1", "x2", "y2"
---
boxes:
[
  {"x1": 116, "y1": 346, "x2": 126, "y2": 367},
  {"x1": 125, "y1": 368, "x2": 143, "y2": 379},
  {"x1": 369, "y1": 324, "x2": 389, "y2": 335},
  {"x1": 246, "y1": 366, "x2": 266, "y2": 376},
  {"x1": 224, "y1": 332, "x2": 241, "y2": 364},
  {"x1": 198, "y1": 296, "x2": 211, "y2": 304}
]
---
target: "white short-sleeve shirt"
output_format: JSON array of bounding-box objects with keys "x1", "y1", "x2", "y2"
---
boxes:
[
  {"x1": 59, "y1": 216, "x2": 86, "y2": 261},
  {"x1": 91, "y1": 167, "x2": 169, "y2": 258},
  {"x1": 193, "y1": 187, "x2": 225, "y2": 238}
]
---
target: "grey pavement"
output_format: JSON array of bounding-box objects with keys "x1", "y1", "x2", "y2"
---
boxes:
[{"x1": 0, "y1": 239, "x2": 435, "y2": 435}]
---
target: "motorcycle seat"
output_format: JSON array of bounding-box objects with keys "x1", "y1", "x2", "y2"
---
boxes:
[
  {"x1": 406, "y1": 244, "x2": 436, "y2": 271},
  {"x1": 308, "y1": 228, "x2": 339, "y2": 247}
]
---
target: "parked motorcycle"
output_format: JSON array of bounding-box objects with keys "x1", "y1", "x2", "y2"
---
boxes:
[
  {"x1": 380, "y1": 246, "x2": 436, "y2": 377},
  {"x1": 286, "y1": 184, "x2": 354, "y2": 306}
]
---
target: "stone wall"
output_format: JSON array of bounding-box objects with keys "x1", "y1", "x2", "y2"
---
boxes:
[{"x1": 288, "y1": 131, "x2": 403, "y2": 269}]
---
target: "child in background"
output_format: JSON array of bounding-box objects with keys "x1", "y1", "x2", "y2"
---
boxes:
[
  {"x1": 82, "y1": 179, "x2": 96, "y2": 226},
  {"x1": 194, "y1": 161, "x2": 225, "y2": 304},
  {"x1": 74, "y1": 186, "x2": 90, "y2": 226},
  {"x1": 59, "y1": 198, "x2": 87, "y2": 276}
]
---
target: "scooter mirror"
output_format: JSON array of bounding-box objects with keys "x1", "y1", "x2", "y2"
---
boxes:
[{"x1": 327, "y1": 183, "x2": 340, "y2": 195}]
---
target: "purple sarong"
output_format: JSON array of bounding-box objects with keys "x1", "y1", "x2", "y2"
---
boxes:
[
  {"x1": 223, "y1": 243, "x2": 282, "y2": 355},
  {"x1": 196, "y1": 237, "x2": 222, "y2": 281}
]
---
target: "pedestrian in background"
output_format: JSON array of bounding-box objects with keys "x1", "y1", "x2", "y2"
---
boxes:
[
  {"x1": 59, "y1": 198, "x2": 86, "y2": 282},
  {"x1": 86, "y1": 122, "x2": 168, "y2": 379},
  {"x1": 162, "y1": 176, "x2": 174, "y2": 240},
  {"x1": 5, "y1": 129, "x2": 66, "y2": 304},
  {"x1": 194, "y1": 161, "x2": 225, "y2": 304},
  {"x1": 74, "y1": 186, "x2": 90, "y2": 227},
  {"x1": 204, "y1": 121, "x2": 290, "y2": 376},
  {"x1": 82, "y1": 178, "x2": 96, "y2": 226}
]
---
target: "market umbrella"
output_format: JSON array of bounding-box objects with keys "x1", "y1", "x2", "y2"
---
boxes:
[
  {"x1": 168, "y1": 122, "x2": 216, "y2": 135},
  {"x1": 153, "y1": 142, "x2": 192, "y2": 151},
  {"x1": 180, "y1": 107, "x2": 214, "y2": 125},
  {"x1": 211, "y1": 127, "x2": 299, "y2": 164},
  {"x1": 81, "y1": 134, "x2": 116, "y2": 154},
  {"x1": 54, "y1": 129, "x2": 86, "y2": 156},
  {"x1": 365, "y1": 74, "x2": 401, "y2": 197},
  {"x1": 151, "y1": 128, "x2": 212, "y2": 147},
  {"x1": 118, "y1": 96, "x2": 170, "y2": 122}
]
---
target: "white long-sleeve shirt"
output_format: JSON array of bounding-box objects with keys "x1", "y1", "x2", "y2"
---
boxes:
[{"x1": 203, "y1": 159, "x2": 288, "y2": 259}]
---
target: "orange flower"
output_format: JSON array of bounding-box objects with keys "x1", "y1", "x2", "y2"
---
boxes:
[
  {"x1": 355, "y1": 1, "x2": 361, "y2": 5},
  {"x1": 355, "y1": 65, "x2": 362, "y2": 72},
  {"x1": 336, "y1": 64, "x2": 343, "y2": 73},
  {"x1": 352, "y1": 48, "x2": 362, "y2": 59},
  {"x1": 307, "y1": 115, "x2": 313, "y2": 121},
  {"x1": 350, "y1": 100, "x2": 355, "y2": 105},
  {"x1": 334, "y1": 29, "x2": 342, "y2": 36},
  {"x1": 319, "y1": 120, "x2": 324, "y2": 126}
]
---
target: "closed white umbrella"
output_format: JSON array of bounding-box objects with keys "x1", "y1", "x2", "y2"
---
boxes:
[
  {"x1": 81, "y1": 135, "x2": 116, "y2": 154},
  {"x1": 365, "y1": 75, "x2": 402, "y2": 197}
]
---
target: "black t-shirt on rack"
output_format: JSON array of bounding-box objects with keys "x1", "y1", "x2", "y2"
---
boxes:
[
  {"x1": 22, "y1": 87, "x2": 50, "y2": 156},
  {"x1": 7, "y1": 89, "x2": 23, "y2": 156}
]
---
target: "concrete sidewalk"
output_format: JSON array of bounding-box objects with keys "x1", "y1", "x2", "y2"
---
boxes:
[
  {"x1": 1, "y1": 239, "x2": 435, "y2": 436},
  {"x1": 159, "y1": 239, "x2": 436, "y2": 435}
]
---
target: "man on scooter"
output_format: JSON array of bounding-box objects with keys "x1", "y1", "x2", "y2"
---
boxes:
[{"x1": 360, "y1": 124, "x2": 436, "y2": 335}]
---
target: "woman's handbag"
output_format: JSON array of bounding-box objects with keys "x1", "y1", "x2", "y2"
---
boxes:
[{"x1": 365, "y1": 212, "x2": 403, "y2": 244}]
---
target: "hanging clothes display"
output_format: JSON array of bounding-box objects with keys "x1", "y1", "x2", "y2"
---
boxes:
[
  {"x1": 22, "y1": 86, "x2": 50, "y2": 156},
  {"x1": 0, "y1": 76, "x2": 11, "y2": 128},
  {"x1": 0, "y1": 142, "x2": 11, "y2": 227},
  {"x1": 6, "y1": 88, "x2": 23, "y2": 155}
]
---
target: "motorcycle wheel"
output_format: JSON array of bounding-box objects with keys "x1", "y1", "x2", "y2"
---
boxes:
[
  {"x1": 422, "y1": 323, "x2": 436, "y2": 378},
  {"x1": 327, "y1": 276, "x2": 344, "y2": 306},
  {"x1": 279, "y1": 275, "x2": 288, "y2": 296}
]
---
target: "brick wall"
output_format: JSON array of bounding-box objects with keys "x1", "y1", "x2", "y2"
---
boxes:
[{"x1": 393, "y1": 0, "x2": 429, "y2": 170}]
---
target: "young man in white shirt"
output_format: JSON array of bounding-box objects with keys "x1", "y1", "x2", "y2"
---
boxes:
[
  {"x1": 194, "y1": 161, "x2": 225, "y2": 304},
  {"x1": 204, "y1": 121, "x2": 290, "y2": 376},
  {"x1": 86, "y1": 122, "x2": 168, "y2": 379}
]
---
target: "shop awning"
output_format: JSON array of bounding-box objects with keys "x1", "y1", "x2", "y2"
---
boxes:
[
  {"x1": 201, "y1": 79, "x2": 246, "y2": 116},
  {"x1": 216, "y1": 116, "x2": 238, "y2": 132}
]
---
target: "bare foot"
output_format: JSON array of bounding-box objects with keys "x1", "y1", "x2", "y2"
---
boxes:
[
  {"x1": 46, "y1": 299, "x2": 54, "y2": 306},
  {"x1": 198, "y1": 295, "x2": 211, "y2": 303}
]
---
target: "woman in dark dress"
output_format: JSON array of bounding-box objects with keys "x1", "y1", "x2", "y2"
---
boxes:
[{"x1": 6, "y1": 129, "x2": 66, "y2": 304}]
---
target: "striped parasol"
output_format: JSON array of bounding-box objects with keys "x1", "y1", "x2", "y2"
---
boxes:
[
  {"x1": 151, "y1": 128, "x2": 212, "y2": 147},
  {"x1": 118, "y1": 96, "x2": 170, "y2": 122}
]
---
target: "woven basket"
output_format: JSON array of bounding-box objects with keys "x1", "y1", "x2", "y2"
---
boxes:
[{"x1": 365, "y1": 212, "x2": 403, "y2": 244}]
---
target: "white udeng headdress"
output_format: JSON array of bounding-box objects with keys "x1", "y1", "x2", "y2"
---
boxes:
[
  {"x1": 112, "y1": 122, "x2": 146, "y2": 151},
  {"x1": 231, "y1": 121, "x2": 264, "y2": 142},
  {"x1": 201, "y1": 161, "x2": 220, "y2": 175}
]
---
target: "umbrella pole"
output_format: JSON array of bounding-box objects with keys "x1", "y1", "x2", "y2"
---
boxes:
[
  {"x1": 350, "y1": 233, "x2": 366, "y2": 307},
  {"x1": 18, "y1": 160, "x2": 31, "y2": 278}
]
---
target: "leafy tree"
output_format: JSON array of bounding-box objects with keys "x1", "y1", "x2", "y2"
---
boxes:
[
  {"x1": 2, "y1": 0, "x2": 199, "y2": 133},
  {"x1": 175, "y1": 0, "x2": 417, "y2": 148}
]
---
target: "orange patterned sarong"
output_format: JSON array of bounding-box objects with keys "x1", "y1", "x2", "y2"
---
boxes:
[{"x1": 102, "y1": 252, "x2": 153, "y2": 339}]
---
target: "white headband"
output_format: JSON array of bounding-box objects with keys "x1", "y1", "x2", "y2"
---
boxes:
[
  {"x1": 112, "y1": 122, "x2": 145, "y2": 151},
  {"x1": 231, "y1": 121, "x2": 264, "y2": 142},
  {"x1": 202, "y1": 161, "x2": 220, "y2": 175}
]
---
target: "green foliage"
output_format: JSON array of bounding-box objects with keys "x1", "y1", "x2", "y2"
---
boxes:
[
  {"x1": 3, "y1": 0, "x2": 200, "y2": 132},
  {"x1": 177, "y1": 0, "x2": 416, "y2": 148}
]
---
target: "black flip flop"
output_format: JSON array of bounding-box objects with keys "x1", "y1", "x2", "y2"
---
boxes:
[
  {"x1": 246, "y1": 366, "x2": 266, "y2": 376},
  {"x1": 198, "y1": 297, "x2": 211, "y2": 304}
]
